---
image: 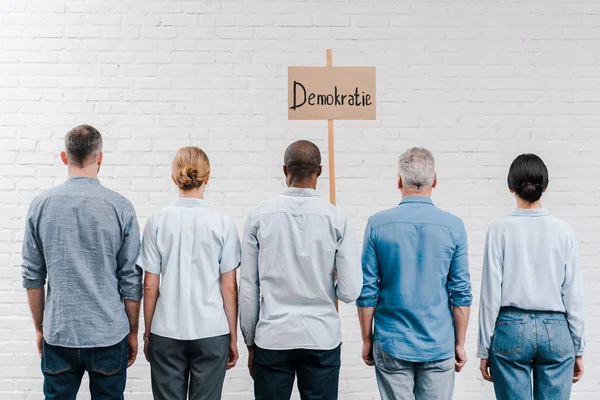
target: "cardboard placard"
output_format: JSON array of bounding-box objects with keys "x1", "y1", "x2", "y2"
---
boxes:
[{"x1": 288, "y1": 66, "x2": 376, "y2": 120}]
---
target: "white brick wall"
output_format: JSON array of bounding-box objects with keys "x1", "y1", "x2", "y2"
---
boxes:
[{"x1": 1, "y1": 0, "x2": 599, "y2": 398}]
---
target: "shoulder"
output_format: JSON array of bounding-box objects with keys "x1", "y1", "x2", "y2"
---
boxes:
[
  {"x1": 435, "y1": 207, "x2": 466, "y2": 232},
  {"x1": 246, "y1": 194, "x2": 285, "y2": 221},
  {"x1": 27, "y1": 183, "x2": 67, "y2": 214},
  {"x1": 99, "y1": 185, "x2": 136, "y2": 212}
]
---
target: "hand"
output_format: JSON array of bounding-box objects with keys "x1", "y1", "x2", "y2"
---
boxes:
[
  {"x1": 455, "y1": 345, "x2": 467, "y2": 372},
  {"x1": 227, "y1": 341, "x2": 239, "y2": 370},
  {"x1": 36, "y1": 330, "x2": 43, "y2": 358},
  {"x1": 362, "y1": 340, "x2": 374, "y2": 366},
  {"x1": 480, "y1": 359, "x2": 493, "y2": 382},
  {"x1": 127, "y1": 333, "x2": 138, "y2": 368},
  {"x1": 573, "y1": 356, "x2": 584, "y2": 383},
  {"x1": 247, "y1": 347, "x2": 255, "y2": 379}
]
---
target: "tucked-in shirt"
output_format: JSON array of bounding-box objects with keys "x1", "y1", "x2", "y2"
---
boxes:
[
  {"x1": 138, "y1": 198, "x2": 241, "y2": 340},
  {"x1": 240, "y1": 188, "x2": 362, "y2": 350},
  {"x1": 21, "y1": 177, "x2": 142, "y2": 348},
  {"x1": 477, "y1": 208, "x2": 586, "y2": 359},
  {"x1": 357, "y1": 196, "x2": 472, "y2": 362}
]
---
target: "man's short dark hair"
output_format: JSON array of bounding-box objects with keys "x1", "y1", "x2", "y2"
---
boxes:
[
  {"x1": 65, "y1": 125, "x2": 103, "y2": 168},
  {"x1": 284, "y1": 140, "x2": 321, "y2": 179}
]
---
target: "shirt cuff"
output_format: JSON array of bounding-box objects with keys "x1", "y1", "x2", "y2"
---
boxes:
[
  {"x1": 137, "y1": 256, "x2": 161, "y2": 275},
  {"x1": 356, "y1": 296, "x2": 378, "y2": 308},
  {"x1": 120, "y1": 284, "x2": 143, "y2": 301},
  {"x1": 476, "y1": 349, "x2": 489, "y2": 359},
  {"x1": 23, "y1": 278, "x2": 46, "y2": 289},
  {"x1": 220, "y1": 261, "x2": 240, "y2": 275},
  {"x1": 449, "y1": 297, "x2": 473, "y2": 307}
]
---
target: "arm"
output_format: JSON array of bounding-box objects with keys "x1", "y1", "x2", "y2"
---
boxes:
[
  {"x1": 221, "y1": 270, "x2": 239, "y2": 369},
  {"x1": 239, "y1": 216, "x2": 260, "y2": 349},
  {"x1": 356, "y1": 220, "x2": 379, "y2": 366},
  {"x1": 117, "y1": 207, "x2": 143, "y2": 367},
  {"x1": 143, "y1": 272, "x2": 159, "y2": 361},
  {"x1": 477, "y1": 225, "x2": 503, "y2": 382},
  {"x1": 27, "y1": 288, "x2": 45, "y2": 357},
  {"x1": 220, "y1": 217, "x2": 241, "y2": 369},
  {"x1": 358, "y1": 306, "x2": 375, "y2": 366},
  {"x1": 22, "y1": 201, "x2": 46, "y2": 356},
  {"x1": 448, "y1": 223, "x2": 472, "y2": 372},
  {"x1": 335, "y1": 218, "x2": 362, "y2": 303},
  {"x1": 562, "y1": 230, "x2": 585, "y2": 356}
]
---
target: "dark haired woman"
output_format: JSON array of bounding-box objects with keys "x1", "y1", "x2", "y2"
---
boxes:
[
  {"x1": 139, "y1": 147, "x2": 240, "y2": 400},
  {"x1": 477, "y1": 154, "x2": 585, "y2": 400}
]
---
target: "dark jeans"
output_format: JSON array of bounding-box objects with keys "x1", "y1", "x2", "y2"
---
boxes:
[
  {"x1": 148, "y1": 333, "x2": 230, "y2": 400},
  {"x1": 42, "y1": 336, "x2": 128, "y2": 400},
  {"x1": 253, "y1": 345, "x2": 341, "y2": 400}
]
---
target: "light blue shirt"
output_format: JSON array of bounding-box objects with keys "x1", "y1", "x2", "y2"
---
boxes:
[
  {"x1": 240, "y1": 188, "x2": 362, "y2": 350},
  {"x1": 21, "y1": 177, "x2": 142, "y2": 348},
  {"x1": 138, "y1": 198, "x2": 241, "y2": 340},
  {"x1": 477, "y1": 208, "x2": 586, "y2": 359},
  {"x1": 357, "y1": 196, "x2": 472, "y2": 362}
]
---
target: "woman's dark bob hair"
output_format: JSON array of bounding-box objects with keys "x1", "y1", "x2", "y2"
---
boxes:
[{"x1": 507, "y1": 154, "x2": 549, "y2": 203}]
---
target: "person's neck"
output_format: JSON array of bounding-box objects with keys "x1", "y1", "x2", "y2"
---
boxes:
[
  {"x1": 401, "y1": 189, "x2": 432, "y2": 198},
  {"x1": 516, "y1": 198, "x2": 542, "y2": 209},
  {"x1": 180, "y1": 187, "x2": 205, "y2": 199},
  {"x1": 68, "y1": 167, "x2": 98, "y2": 178},
  {"x1": 288, "y1": 178, "x2": 317, "y2": 190}
]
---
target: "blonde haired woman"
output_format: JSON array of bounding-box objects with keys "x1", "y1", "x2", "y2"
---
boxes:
[{"x1": 139, "y1": 147, "x2": 240, "y2": 400}]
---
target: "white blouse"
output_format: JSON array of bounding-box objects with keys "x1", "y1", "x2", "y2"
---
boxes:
[
  {"x1": 477, "y1": 208, "x2": 586, "y2": 359},
  {"x1": 138, "y1": 198, "x2": 241, "y2": 340}
]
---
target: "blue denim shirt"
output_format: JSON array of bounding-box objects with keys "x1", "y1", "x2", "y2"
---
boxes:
[
  {"x1": 357, "y1": 196, "x2": 472, "y2": 362},
  {"x1": 21, "y1": 177, "x2": 142, "y2": 348}
]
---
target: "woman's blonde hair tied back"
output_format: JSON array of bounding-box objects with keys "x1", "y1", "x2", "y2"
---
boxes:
[{"x1": 172, "y1": 146, "x2": 210, "y2": 191}]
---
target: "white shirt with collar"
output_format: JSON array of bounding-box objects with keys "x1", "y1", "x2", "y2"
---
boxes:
[
  {"x1": 477, "y1": 208, "x2": 586, "y2": 358},
  {"x1": 138, "y1": 197, "x2": 241, "y2": 340},
  {"x1": 239, "y1": 187, "x2": 363, "y2": 351}
]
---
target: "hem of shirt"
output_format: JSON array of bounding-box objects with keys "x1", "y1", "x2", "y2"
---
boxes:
[
  {"x1": 254, "y1": 340, "x2": 342, "y2": 351},
  {"x1": 150, "y1": 329, "x2": 231, "y2": 341},
  {"x1": 376, "y1": 340, "x2": 454, "y2": 363},
  {"x1": 44, "y1": 335, "x2": 128, "y2": 349}
]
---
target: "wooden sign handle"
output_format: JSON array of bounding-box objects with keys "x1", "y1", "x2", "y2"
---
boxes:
[{"x1": 326, "y1": 49, "x2": 336, "y2": 206}]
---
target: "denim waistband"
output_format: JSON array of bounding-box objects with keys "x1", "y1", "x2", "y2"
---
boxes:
[{"x1": 500, "y1": 306, "x2": 565, "y2": 316}]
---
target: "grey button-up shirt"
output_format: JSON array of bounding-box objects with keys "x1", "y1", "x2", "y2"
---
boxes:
[
  {"x1": 21, "y1": 177, "x2": 142, "y2": 348},
  {"x1": 240, "y1": 188, "x2": 362, "y2": 350}
]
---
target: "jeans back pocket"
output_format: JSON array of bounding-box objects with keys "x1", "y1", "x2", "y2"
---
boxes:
[
  {"x1": 492, "y1": 321, "x2": 525, "y2": 356},
  {"x1": 91, "y1": 338, "x2": 127, "y2": 376},
  {"x1": 42, "y1": 341, "x2": 73, "y2": 375},
  {"x1": 373, "y1": 341, "x2": 412, "y2": 373},
  {"x1": 543, "y1": 319, "x2": 574, "y2": 355}
]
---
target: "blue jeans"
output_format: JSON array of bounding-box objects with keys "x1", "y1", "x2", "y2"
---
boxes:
[
  {"x1": 42, "y1": 336, "x2": 128, "y2": 400},
  {"x1": 373, "y1": 341, "x2": 455, "y2": 400},
  {"x1": 490, "y1": 307, "x2": 575, "y2": 400}
]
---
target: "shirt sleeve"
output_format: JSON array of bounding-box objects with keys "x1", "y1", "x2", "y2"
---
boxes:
[
  {"x1": 116, "y1": 206, "x2": 143, "y2": 301},
  {"x1": 334, "y1": 217, "x2": 362, "y2": 304},
  {"x1": 219, "y1": 217, "x2": 241, "y2": 274},
  {"x1": 448, "y1": 222, "x2": 472, "y2": 308},
  {"x1": 356, "y1": 220, "x2": 379, "y2": 308},
  {"x1": 562, "y1": 230, "x2": 586, "y2": 356},
  {"x1": 138, "y1": 215, "x2": 161, "y2": 275},
  {"x1": 477, "y1": 225, "x2": 503, "y2": 359},
  {"x1": 239, "y1": 215, "x2": 260, "y2": 347},
  {"x1": 21, "y1": 200, "x2": 47, "y2": 289}
]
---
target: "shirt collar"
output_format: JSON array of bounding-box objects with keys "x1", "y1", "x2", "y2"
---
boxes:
[
  {"x1": 510, "y1": 208, "x2": 549, "y2": 217},
  {"x1": 66, "y1": 176, "x2": 100, "y2": 185},
  {"x1": 282, "y1": 188, "x2": 320, "y2": 197},
  {"x1": 399, "y1": 195, "x2": 434, "y2": 205},
  {"x1": 171, "y1": 197, "x2": 209, "y2": 208}
]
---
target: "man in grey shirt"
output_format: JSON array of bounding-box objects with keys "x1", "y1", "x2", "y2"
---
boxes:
[
  {"x1": 21, "y1": 125, "x2": 142, "y2": 399},
  {"x1": 240, "y1": 140, "x2": 363, "y2": 400}
]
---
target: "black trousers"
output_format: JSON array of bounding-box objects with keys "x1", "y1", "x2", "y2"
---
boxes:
[
  {"x1": 148, "y1": 333, "x2": 230, "y2": 400},
  {"x1": 253, "y1": 345, "x2": 341, "y2": 400}
]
